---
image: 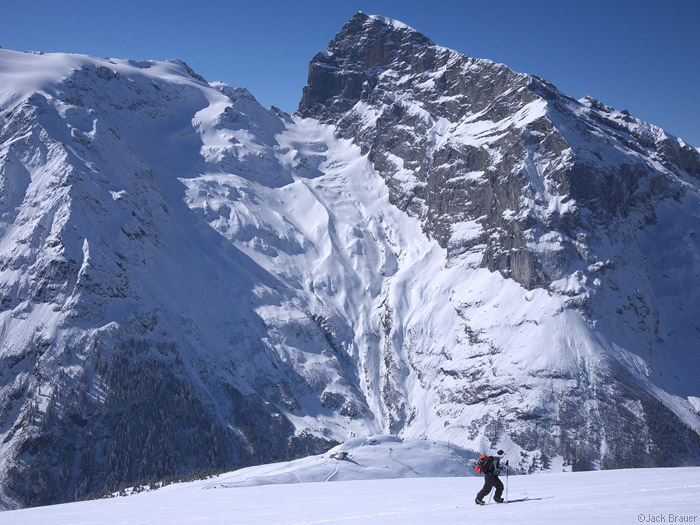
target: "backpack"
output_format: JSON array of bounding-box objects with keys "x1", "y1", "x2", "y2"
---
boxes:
[{"x1": 475, "y1": 454, "x2": 488, "y2": 474}]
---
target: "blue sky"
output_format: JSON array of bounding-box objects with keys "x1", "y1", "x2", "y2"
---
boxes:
[{"x1": 2, "y1": 0, "x2": 699, "y2": 146}]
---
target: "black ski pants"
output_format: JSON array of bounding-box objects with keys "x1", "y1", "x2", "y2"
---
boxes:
[{"x1": 476, "y1": 473, "x2": 504, "y2": 500}]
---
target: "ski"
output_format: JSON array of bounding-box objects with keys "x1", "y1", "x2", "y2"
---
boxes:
[{"x1": 475, "y1": 497, "x2": 530, "y2": 506}]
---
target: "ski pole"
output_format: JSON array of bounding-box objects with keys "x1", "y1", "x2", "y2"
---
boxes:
[{"x1": 506, "y1": 465, "x2": 509, "y2": 503}]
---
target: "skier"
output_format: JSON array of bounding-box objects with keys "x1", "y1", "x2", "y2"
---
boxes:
[{"x1": 475, "y1": 449, "x2": 508, "y2": 505}]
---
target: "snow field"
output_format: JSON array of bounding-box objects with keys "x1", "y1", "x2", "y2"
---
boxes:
[{"x1": 3, "y1": 467, "x2": 699, "y2": 524}]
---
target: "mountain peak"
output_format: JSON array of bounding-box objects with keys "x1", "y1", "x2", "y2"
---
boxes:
[
  {"x1": 297, "y1": 13, "x2": 439, "y2": 117},
  {"x1": 331, "y1": 12, "x2": 435, "y2": 63},
  {"x1": 349, "y1": 12, "x2": 434, "y2": 44}
]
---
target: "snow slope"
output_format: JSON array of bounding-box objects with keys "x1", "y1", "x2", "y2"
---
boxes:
[
  {"x1": 197, "y1": 435, "x2": 479, "y2": 487},
  {"x1": 2, "y1": 462, "x2": 699, "y2": 524}
]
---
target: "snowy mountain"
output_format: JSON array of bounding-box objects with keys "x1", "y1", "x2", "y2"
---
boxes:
[
  {"x1": 2, "y1": 438, "x2": 699, "y2": 524},
  {"x1": 1, "y1": 12, "x2": 700, "y2": 509},
  {"x1": 296, "y1": 12, "x2": 700, "y2": 464}
]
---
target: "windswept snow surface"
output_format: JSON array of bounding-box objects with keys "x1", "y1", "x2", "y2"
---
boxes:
[{"x1": 3, "y1": 467, "x2": 699, "y2": 524}]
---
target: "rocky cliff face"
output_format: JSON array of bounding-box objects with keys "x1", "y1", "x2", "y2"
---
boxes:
[
  {"x1": 299, "y1": 13, "x2": 700, "y2": 290},
  {"x1": 1, "y1": 13, "x2": 699, "y2": 510},
  {"x1": 295, "y1": 13, "x2": 700, "y2": 470}
]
